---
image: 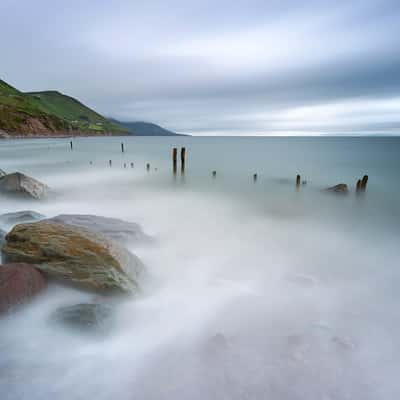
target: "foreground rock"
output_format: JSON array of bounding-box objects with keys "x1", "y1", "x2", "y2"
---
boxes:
[
  {"x1": 47, "y1": 214, "x2": 150, "y2": 245},
  {"x1": 0, "y1": 210, "x2": 45, "y2": 226},
  {"x1": 0, "y1": 172, "x2": 49, "y2": 199},
  {"x1": 51, "y1": 303, "x2": 113, "y2": 333},
  {"x1": 2, "y1": 221, "x2": 143, "y2": 293},
  {"x1": 0, "y1": 263, "x2": 46, "y2": 313},
  {"x1": 324, "y1": 183, "x2": 348, "y2": 194}
]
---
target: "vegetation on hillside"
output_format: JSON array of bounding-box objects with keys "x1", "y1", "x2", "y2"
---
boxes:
[{"x1": 0, "y1": 79, "x2": 126, "y2": 136}]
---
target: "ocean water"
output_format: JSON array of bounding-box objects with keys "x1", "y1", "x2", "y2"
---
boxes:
[{"x1": 0, "y1": 136, "x2": 400, "y2": 399}]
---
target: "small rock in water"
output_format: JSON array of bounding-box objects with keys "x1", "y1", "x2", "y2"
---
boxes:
[
  {"x1": 51, "y1": 303, "x2": 113, "y2": 333},
  {"x1": 0, "y1": 210, "x2": 45, "y2": 226},
  {"x1": 0, "y1": 263, "x2": 47, "y2": 314},
  {"x1": 0, "y1": 172, "x2": 49, "y2": 199},
  {"x1": 324, "y1": 183, "x2": 348, "y2": 194}
]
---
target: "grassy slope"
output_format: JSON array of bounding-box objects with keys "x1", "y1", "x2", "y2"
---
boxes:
[
  {"x1": 0, "y1": 80, "x2": 70, "y2": 133},
  {"x1": 0, "y1": 79, "x2": 126, "y2": 135},
  {"x1": 26, "y1": 91, "x2": 126, "y2": 133}
]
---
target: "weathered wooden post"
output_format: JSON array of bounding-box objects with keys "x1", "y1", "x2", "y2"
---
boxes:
[
  {"x1": 181, "y1": 147, "x2": 186, "y2": 173},
  {"x1": 121, "y1": 143, "x2": 124, "y2": 153},
  {"x1": 253, "y1": 173, "x2": 258, "y2": 182},
  {"x1": 172, "y1": 148, "x2": 177, "y2": 175},
  {"x1": 360, "y1": 175, "x2": 368, "y2": 192},
  {"x1": 70, "y1": 141, "x2": 73, "y2": 150},
  {"x1": 146, "y1": 163, "x2": 150, "y2": 171},
  {"x1": 356, "y1": 179, "x2": 361, "y2": 193},
  {"x1": 296, "y1": 174, "x2": 301, "y2": 188},
  {"x1": 212, "y1": 171, "x2": 217, "y2": 178},
  {"x1": 109, "y1": 160, "x2": 112, "y2": 167}
]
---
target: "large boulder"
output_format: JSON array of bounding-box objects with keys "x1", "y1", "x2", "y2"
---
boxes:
[
  {"x1": 2, "y1": 221, "x2": 144, "y2": 293},
  {"x1": 0, "y1": 172, "x2": 49, "y2": 199},
  {"x1": 46, "y1": 214, "x2": 150, "y2": 245},
  {"x1": 0, "y1": 263, "x2": 46, "y2": 313},
  {"x1": 0, "y1": 210, "x2": 45, "y2": 226},
  {"x1": 324, "y1": 183, "x2": 348, "y2": 194}
]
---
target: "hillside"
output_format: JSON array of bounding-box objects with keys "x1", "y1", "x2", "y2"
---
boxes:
[
  {"x1": 113, "y1": 120, "x2": 186, "y2": 136},
  {"x1": 0, "y1": 79, "x2": 127, "y2": 137}
]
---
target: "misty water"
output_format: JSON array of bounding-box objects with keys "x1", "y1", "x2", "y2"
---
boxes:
[{"x1": 1, "y1": 136, "x2": 400, "y2": 399}]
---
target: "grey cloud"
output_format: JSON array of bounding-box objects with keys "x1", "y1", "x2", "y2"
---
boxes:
[{"x1": 1, "y1": 0, "x2": 400, "y2": 134}]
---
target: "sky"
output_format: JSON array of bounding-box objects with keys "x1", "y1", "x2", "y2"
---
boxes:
[{"x1": 1, "y1": 0, "x2": 400, "y2": 135}]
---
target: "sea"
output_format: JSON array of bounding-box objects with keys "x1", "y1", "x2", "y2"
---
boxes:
[{"x1": 0, "y1": 136, "x2": 399, "y2": 399}]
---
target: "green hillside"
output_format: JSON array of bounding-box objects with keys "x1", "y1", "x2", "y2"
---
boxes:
[
  {"x1": 27, "y1": 91, "x2": 125, "y2": 133},
  {"x1": 0, "y1": 79, "x2": 126, "y2": 136}
]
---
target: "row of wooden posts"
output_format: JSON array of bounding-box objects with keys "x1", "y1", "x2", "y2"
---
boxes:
[{"x1": 70, "y1": 141, "x2": 368, "y2": 191}]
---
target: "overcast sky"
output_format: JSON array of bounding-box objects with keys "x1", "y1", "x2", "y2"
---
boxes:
[{"x1": 1, "y1": 0, "x2": 400, "y2": 135}]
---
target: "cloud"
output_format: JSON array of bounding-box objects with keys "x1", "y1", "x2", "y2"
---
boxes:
[{"x1": 1, "y1": 0, "x2": 400, "y2": 134}]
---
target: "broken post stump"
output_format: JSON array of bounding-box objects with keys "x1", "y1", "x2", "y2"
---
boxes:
[
  {"x1": 181, "y1": 147, "x2": 186, "y2": 173},
  {"x1": 70, "y1": 141, "x2": 73, "y2": 150},
  {"x1": 146, "y1": 163, "x2": 150, "y2": 171},
  {"x1": 172, "y1": 148, "x2": 177, "y2": 175},
  {"x1": 109, "y1": 160, "x2": 112, "y2": 167},
  {"x1": 121, "y1": 143, "x2": 124, "y2": 153},
  {"x1": 130, "y1": 162, "x2": 134, "y2": 168},
  {"x1": 296, "y1": 174, "x2": 301, "y2": 188},
  {"x1": 212, "y1": 171, "x2": 217, "y2": 178},
  {"x1": 360, "y1": 175, "x2": 368, "y2": 192},
  {"x1": 253, "y1": 173, "x2": 258, "y2": 182},
  {"x1": 356, "y1": 179, "x2": 361, "y2": 193}
]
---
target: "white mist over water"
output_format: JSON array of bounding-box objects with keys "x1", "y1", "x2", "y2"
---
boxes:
[{"x1": 1, "y1": 136, "x2": 400, "y2": 399}]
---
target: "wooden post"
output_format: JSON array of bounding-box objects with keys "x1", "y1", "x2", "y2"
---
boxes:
[
  {"x1": 360, "y1": 175, "x2": 368, "y2": 192},
  {"x1": 212, "y1": 171, "x2": 217, "y2": 178},
  {"x1": 121, "y1": 143, "x2": 124, "y2": 153},
  {"x1": 172, "y1": 148, "x2": 177, "y2": 175},
  {"x1": 70, "y1": 141, "x2": 73, "y2": 150},
  {"x1": 356, "y1": 179, "x2": 361, "y2": 193},
  {"x1": 124, "y1": 163, "x2": 126, "y2": 168},
  {"x1": 253, "y1": 173, "x2": 258, "y2": 182},
  {"x1": 146, "y1": 163, "x2": 150, "y2": 171},
  {"x1": 181, "y1": 147, "x2": 186, "y2": 173},
  {"x1": 296, "y1": 174, "x2": 301, "y2": 188},
  {"x1": 109, "y1": 160, "x2": 112, "y2": 167},
  {"x1": 130, "y1": 162, "x2": 134, "y2": 168}
]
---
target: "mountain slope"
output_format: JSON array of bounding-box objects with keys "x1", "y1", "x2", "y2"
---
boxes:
[
  {"x1": 0, "y1": 79, "x2": 127, "y2": 137},
  {"x1": 113, "y1": 120, "x2": 185, "y2": 136},
  {"x1": 0, "y1": 80, "x2": 71, "y2": 134},
  {"x1": 26, "y1": 91, "x2": 125, "y2": 133}
]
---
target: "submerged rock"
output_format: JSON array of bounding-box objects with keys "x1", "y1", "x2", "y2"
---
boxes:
[
  {"x1": 0, "y1": 172, "x2": 49, "y2": 199},
  {"x1": 324, "y1": 183, "x2": 348, "y2": 194},
  {"x1": 51, "y1": 303, "x2": 112, "y2": 333},
  {"x1": 2, "y1": 221, "x2": 144, "y2": 293},
  {"x1": 46, "y1": 214, "x2": 150, "y2": 245},
  {"x1": 0, "y1": 263, "x2": 46, "y2": 313},
  {"x1": 0, "y1": 210, "x2": 45, "y2": 226}
]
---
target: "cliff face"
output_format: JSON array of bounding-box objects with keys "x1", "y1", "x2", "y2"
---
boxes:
[{"x1": 0, "y1": 79, "x2": 127, "y2": 137}]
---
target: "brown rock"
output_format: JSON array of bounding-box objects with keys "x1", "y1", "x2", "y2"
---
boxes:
[
  {"x1": 2, "y1": 221, "x2": 144, "y2": 293},
  {"x1": 324, "y1": 183, "x2": 348, "y2": 194},
  {"x1": 0, "y1": 263, "x2": 46, "y2": 313}
]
